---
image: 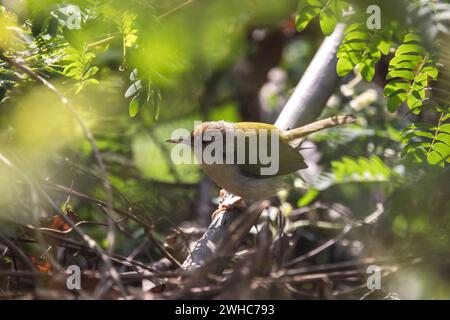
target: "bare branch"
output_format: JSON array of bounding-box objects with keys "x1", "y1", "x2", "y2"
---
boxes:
[
  {"x1": 0, "y1": 232, "x2": 36, "y2": 272},
  {"x1": 275, "y1": 23, "x2": 345, "y2": 130}
]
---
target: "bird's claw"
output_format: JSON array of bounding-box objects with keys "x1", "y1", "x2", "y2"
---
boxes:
[{"x1": 211, "y1": 190, "x2": 246, "y2": 220}]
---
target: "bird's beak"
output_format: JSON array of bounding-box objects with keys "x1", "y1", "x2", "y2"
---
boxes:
[{"x1": 165, "y1": 136, "x2": 191, "y2": 145}]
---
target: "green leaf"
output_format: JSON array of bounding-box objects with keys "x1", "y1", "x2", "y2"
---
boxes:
[
  {"x1": 387, "y1": 69, "x2": 415, "y2": 80},
  {"x1": 437, "y1": 123, "x2": 450, "y2": 133},
  {"x1": 297, "y1": 189, "x2": 319, "y2": 207},
  {"x1": 384, "y1": 80, "x2": 410, "y2": 96},
  {"x1": 401, "y1": 112, "x2": 450, "y2": 167},
  {"x1": 125, "y1": 80, "x2": 142, "y2": 99},
  {"x1": 336, "y1": 21, "x2": 392, "y2": 80},
  {"x1": 403, "y1": 33, "x2": 422, "y2": 43},
  {"x1": 319, "y1": 7, "x2": 337, "y2": 36},
  {"x1": 129, "y1": 96, "x2": 140, "y2": 117},
  {"x1": 331, "y1": 155, "x2": 394, "y2": 183},
  {"x1": 431, "y1": 142, "x2": 450, "y2": 158},
  {"x1": 422, "y1": 63, "x2": 438, "y2": 79},
  {"x1": 384, "y1": 33, "x2": 437, "y2": 113},
  {"x1": 336, "y1": 57, "x2": 354, "y2": 76},
  {"x1": 295, "y1": 5, "x2": 321, "y2": 32},
  {"x1": 387, "y1": 93, "x2": 406, "y2": 112},
  {"x1": 296, "y1": 0, "x2": 346, "y2": 35},
  {"x1": 130, "y1": 68, "x2": 138, "y2": 82},
  {"x1": 378, "y1": 39, "x2": 391, "y2": 55},
  {"x1": 359, "y1": 58, "x2": 375, "y2": 81},
  {"x1": 151, "y1": 89, "x2": 161, "y2": 120},
  {"x1": 402, "y1": 129, "x2": 434, "y2": 140},
  {"x1": 395, "y1": 43, "x2": 424, "y2": 56}
]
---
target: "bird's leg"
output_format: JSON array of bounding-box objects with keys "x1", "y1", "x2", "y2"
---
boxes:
[
  {"x1": 211, "y1": 189, "x2": 246, "y2": 220},
  {"x1": 219, "y1": 190, "x2": 246, "y2": 209}
]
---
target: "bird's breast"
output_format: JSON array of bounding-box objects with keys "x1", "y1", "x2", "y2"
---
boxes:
[{"x1": 200, "y1": 163, "x2": 285, "y2": 199}]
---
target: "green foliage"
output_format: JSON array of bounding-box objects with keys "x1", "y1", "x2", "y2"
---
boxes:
[
  {"x1": 61, "y1": 47, "x2": 99, "y2": 93},
  {"x1": 128, "y1": 96, "x2": 140, "y2": 117},
  {"x1": 125, "y1": 69, "x2": 161, "y2": 118},
  {"x1": 297, "y1": 155, "x2": 398, "y2": 193},
  {"x1": 120, "y1": 12, "x2": 138, "y2": 49},
  {"x1": 384, "y1": 33, "x2": 438, "y2": 113},
  {"x1": 408, "y1": 0, "x2": 450, "y2": 39},
  {"x1": 0, "y1": 66, "x2": 15, "y2": 103},
  {"x1": 331, "y1": 155, "x2": 396, "y2": 183},
  {"x1": 118, "y1": 11, "x2": 138, "y2": 69},
  {"x1": 295, "y1": 0, "x2": 349, "y2": 35},
  {"x1": 297, "y1": 188, "x2": 319, "y2": 207},
  {"x1": 337, "y1": 21, "x2": 392, "y2": 81},
  {"x1": 402, "y1": 111, "x2": 450, "y2": 166},
  {"x1": 0, "y1": 0, "x2": 450, "y2": 299},
  {"x1": 294, "y1": 0, "x2": 450, "y2": 170}
]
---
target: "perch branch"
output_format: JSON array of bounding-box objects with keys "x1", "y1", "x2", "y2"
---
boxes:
[{"x1": 275, "y1": 23, "x2": 345, "y2": 130}]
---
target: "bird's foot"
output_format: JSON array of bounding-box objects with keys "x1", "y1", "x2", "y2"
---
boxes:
[
  {"x1": 211, "y1": 190, "x2": 245, "y2": 220},
  {"x1": 211, "y1": 207, "x2": 225, "y2": 220}
]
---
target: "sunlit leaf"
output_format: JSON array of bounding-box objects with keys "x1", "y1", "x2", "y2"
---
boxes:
[
  {"x1": 384, "y1": 33, "x2": 438, "y2": 113},
  {"x1": 129, "y1": 96, "x2": 140, "y2": 117}
]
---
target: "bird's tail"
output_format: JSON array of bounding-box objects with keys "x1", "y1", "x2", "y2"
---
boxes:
[{"x1": 283, "y1": 115, "x2": 356, "y2": 147}]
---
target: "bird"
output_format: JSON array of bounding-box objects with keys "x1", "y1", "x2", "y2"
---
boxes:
[{"x1": 167, "y1": 115, "x2": 355, "y2": 201}]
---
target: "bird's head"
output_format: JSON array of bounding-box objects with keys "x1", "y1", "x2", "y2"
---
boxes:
[{"x1": 165, "y1": 121, "x2": 230, "y2": 147}]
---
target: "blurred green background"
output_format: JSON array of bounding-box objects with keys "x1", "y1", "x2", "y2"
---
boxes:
[{"x1": 0, "y1": 0, "x2": 449, "y2": 299}]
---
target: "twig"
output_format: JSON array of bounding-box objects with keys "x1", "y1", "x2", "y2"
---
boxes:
[
  {"x1": 0, "y1": 53, "x2": 110, "y2": 198},
  {"x1": 0, "y1": 270, "x2": 172, "y2": 282},
  {"x1": 0, "y1": 232, "x2": 36, "y2": 272},
  {"x1": 278, "y1": 256, "x2": 415, "y2": 278},
  {"x1": 44, "y1": 183, "x2": 147, "y2": 225},
  {"x1": 61, "y1": 157, "x2": 138, "y2": 216},
  {"x1": 282, "y1": 225, "x2": 353, "y2": 268},
  {"x1": 0, "y1": 52, "x2": 119, "y2": 296},
  {"x1": 144, "y1": 228, "x2": 182, "y2": 268},
  {"x1": 45, "y1": 182, "x2": 182, "y2": 267},
  {"x1": 15, "y1": 236, "x2": 177, "y2": 277},
  {"x1": 158, "y1": 0, "x2": 194, "y2": 19},
  {"x1": 86, "y1": 35, "x2": 118, "y2": 49},
  {"x1": 0, "y1": 152, "x2": 127, "y2": 298}
]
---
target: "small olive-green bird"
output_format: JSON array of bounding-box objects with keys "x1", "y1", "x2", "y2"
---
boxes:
[{"x1": 167, "y1": 115, "x2": 355, "y2": 200}]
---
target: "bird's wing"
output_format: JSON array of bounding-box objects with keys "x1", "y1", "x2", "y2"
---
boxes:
[{"x1": 231, "y1": 123, "x2": 308, "y2": 178}]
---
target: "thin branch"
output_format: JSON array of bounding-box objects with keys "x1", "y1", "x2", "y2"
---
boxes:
[
  {"x1": 0, "y1": 53, "x2": 109, "y2": 191},
  {"x1": 0, "y1": 52, "x2": 120, "y2": 295},
  {"x1": 282, "y1": 225, "x2": 352, "y2": 268},
  {"x1": 0, "y1": 152, "x2": 127, "y2": 298},
  {"x1": 15, "y1": 236, "x2": 176, "y2": 277},
  {"x1": 158, "y1": 0, "x2": 194, "y2": 19},
  {"x1": 0, "y1": 232, "x2": 36, "y2": 272},
  {"x1": 45, "y1": 182, "x2": 181, "y2": 267}
]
